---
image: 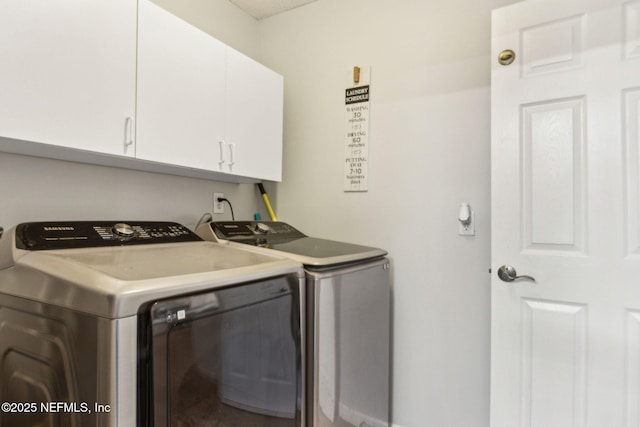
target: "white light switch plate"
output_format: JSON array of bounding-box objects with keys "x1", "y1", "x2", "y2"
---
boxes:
[{"x1": 459, "y1": 211, "x2": 475, "y2": 236}]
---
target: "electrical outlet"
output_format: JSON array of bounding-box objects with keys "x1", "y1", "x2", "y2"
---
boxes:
[{"x1": 213, "y1": 192, "x2": 224, "y2": 214}]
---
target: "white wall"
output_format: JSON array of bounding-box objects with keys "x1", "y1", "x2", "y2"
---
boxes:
[
  {"x1": 0, "y1": 152, "x2": 267, "y2": 229},
  {"x1": 0, "y1": 0, "x2": 265, "y2": 231},
  {"x1": 151, "y1": 0, "x2": 258, "y2": 57},
  {"x1": 256, "y1": 1, "x2": 519, "y2": 426}
]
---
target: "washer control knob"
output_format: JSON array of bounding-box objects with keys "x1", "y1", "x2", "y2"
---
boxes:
[
  {"x1": 254, "y1": 223, "x2": 270, "y2": 234},
  {"x1": 112, "y1": 223, "x2": 135, "y2": 238}
]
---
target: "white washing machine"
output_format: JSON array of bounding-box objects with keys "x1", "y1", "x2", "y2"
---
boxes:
[
  {"x1": 0, "y1": 221, "x2": 305, "y2": 427},
  {"x1": 196, "y1": 221, "x2": 391, "y2": 427}
]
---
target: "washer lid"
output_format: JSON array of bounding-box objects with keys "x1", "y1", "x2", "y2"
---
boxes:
[
  {"x1": 1, "y1": 238, "x2": 302, "y2": 318},
  {"x1": 200, "y1": 221, "x2": 387, "y2": 267},
  {"x1": 33, "y1": 241, "x2": 286, "y2": 281},
  {"x1": 265, "y1": 237, "x2": 387, "y2": 267}
]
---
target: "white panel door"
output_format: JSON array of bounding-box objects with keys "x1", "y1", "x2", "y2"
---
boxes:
[
  {"x1": 0, "y1": 0, "x2": 137, "y2": 156},
  {"x1": 136, "y1": 0, "x2": 227, "y2": 171},
  {"x1": 225, "y1": 48, "x2": 284, "y2": 181},
  {"x1": 491, "y1": 0, "x2": 640, "y2": 426}
]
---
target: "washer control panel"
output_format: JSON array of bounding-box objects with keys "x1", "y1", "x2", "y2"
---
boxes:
[{"x1": 15, "y1": 221, "x2": 201, "y2": 250}]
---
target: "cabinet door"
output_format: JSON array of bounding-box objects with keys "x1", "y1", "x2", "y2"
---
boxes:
[
  {"x1": 0, "y1": 0, "x2": 137, "y2": 156},
  {"x1": 225, "y1": 49, "x2": 284, "y2": 181},
  {"x1": 136, "y1": 0, "x2": 227, "y2": 171}
]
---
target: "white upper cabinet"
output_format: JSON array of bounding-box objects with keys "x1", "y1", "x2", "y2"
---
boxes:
[
  {"x1": 137, "y1": 0, "x2": 284, "y2": 181},
  {"x1": 136, "y1": 0, "x2": 227, "y2": 171},
  {"x1": 0, "y1": 0, "x2": 137, "y2": 157},
  {"x1": 225, "y1": 48, "x2": 284, "y2": 181},
  {"x1": 0, "y1": 0, "x2": 284, "y2": 182}
]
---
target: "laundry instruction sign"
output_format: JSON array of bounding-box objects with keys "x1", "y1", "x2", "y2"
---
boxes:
[{"x1": 344, "y1": 66, "x2": 370, "y2": 192}]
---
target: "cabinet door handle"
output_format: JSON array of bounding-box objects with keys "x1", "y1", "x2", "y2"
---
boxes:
[
  {"x1": 124, "y1": 117, "x2": 134, "y2": 147},
  {"x1": 228, "y1": 142, "x2": 235, "y2": 168},
  {"x1": 218, "y1": 140, "x2": 225, "y2": 167}
]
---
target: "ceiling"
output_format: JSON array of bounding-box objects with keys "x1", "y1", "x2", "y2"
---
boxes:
[{"x1": 228, "y1": 0, "x2": 319, "y2": 20}]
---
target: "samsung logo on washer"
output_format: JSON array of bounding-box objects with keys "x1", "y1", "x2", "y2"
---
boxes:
[{"x1": 44, "y1": 226, "x2": 74, "y2": 231}]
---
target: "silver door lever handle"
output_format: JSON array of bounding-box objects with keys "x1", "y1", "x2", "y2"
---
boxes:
[{"x1": 497, "y1": 265, "x2": 535, "y2": 283}]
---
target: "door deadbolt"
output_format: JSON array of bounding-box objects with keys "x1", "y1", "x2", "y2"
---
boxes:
[{"x1": 498, "y1": 49, "x2": 516, "y2": 66}]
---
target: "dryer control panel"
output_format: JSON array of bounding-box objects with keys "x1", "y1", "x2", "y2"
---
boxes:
[
  {"x1": 210, "y1": 221, "x2": 305, "y2": 241},
  {"x1": 15, "y1": 221, "x2": 201, "y2": 251}
]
